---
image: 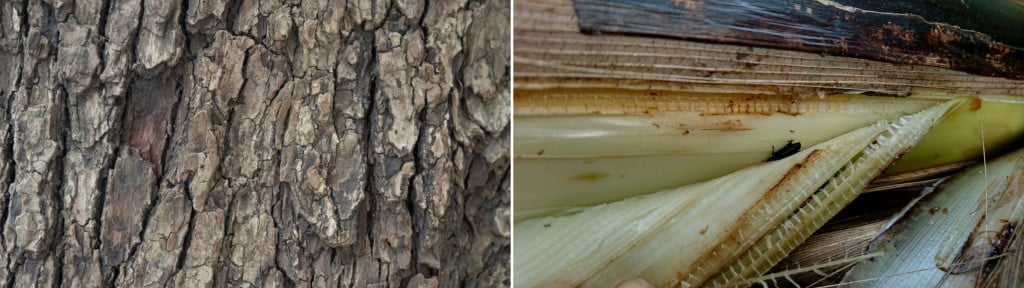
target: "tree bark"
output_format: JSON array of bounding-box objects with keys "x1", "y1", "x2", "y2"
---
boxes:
[{"x1": 0, "y1": 0, "x2": 510, "y2": 286}]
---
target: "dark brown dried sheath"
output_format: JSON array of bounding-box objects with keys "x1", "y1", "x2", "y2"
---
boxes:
[{"x1": 574, "y1": 0, "x2": 1024, "y2": 80}]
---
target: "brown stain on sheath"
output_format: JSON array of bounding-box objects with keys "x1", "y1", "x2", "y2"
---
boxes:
[
  {"x1": 699, "y1": 225, "x2": 708, "y2": 235},
  {"x1": 718, "y1": 119, "x2": 742, "y2": 128},
  {"x1": 575, "y1": 0, "x2": 1024, "y2": 80},
  {"x1": 882, "y1": 23, "x2": 917, "y2": 43},
  {"x1": 969, "y1": 97, "x2": 982, "y2": 111},
  {"x1": 674, "y1": 149, "x2": 822, "y2": 284},
  {"x1": 700, "y1": 119, "x2": 751, "y2": 131},
  {"x1": 762, "y1": 150, "x2": 819, "y2": 196},
  {"x1": 698, "y1": 96, "x2": 803, "y2": 116},
  {"x1": 573, "y1": 172, "x2": 607, "y2": 182},
  {"x1": 931, "y1": 25, "x2": 960, "y2": 43},
  {"x1": 775, "y1": 108, "x2": 802, "y2": 117}
]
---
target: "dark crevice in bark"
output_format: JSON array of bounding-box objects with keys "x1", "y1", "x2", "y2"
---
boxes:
[
  {"x1": 93, "y1": 0, "x2": 112, "y2": 83},
  {"x1": 158, "y1": 77, "x2": 186, "y2": 181},
  {"x1": 118, "y1": 188, "x2": 149, "y2": 276},
  {"x1": 1, "y1": 92, "x2": 14, "y2": 247},
  {"x1": 12, "y1": 3, "x2": 27, "y2": 90},
  {"x1": 41, "y1": 4, "x2": 59, "y2": 51},
  {"x1": 416, "y1": 1, "x2": 429, "y2": 28},
  {"x1": 50, "y1": 85, "x2": 70, "y2": 288},
  {"x1": 407, "y1": 86, "x2": 431, "y2": 281},
  {"x1": 215, "y1": 200, "x2": 234, "y2": 285},
  {"x1": 214, "y1": 70, "x2": 243, "y2": 288},
  {"x1": 451, "y1": 49, "x2": 466, "y2": 92},
  {"x1": 127, "y1": 0, "x2": 146, "y2": 75},
  {"x1": 271, "y1": 183, "x2": 287, "y2": 285},
  {"x1": 98, "y1": 82, "x2": 134, "y2": 287},
  {"x1": 231, "y1": 45, "x2": 253, "y2": 118},
  {"x1": 270, "y1": 93, "x2": 290, "y2": 285},
  {"x1": 99, "y1": 30, "x2": 142, "y2": 287},
  {"x1": 177, "y1": 0, "x2": 192, "y2": 61},
  {"x1": 363, "y1": 36, "x2": 380, "y2": 254},
  {"x1": 258, "y1": 67, "x2": 291, "y2": 130},
  {"x1": 157, "y1": 77, "x2": 188, "y2": 282},
  {"x1": 273, "y1": 204, "x2": 294, "y2": 288},
  {"x1": 348, "y1": 250, "x2": 359, "y2": 288},
  {"x1": 282, "y1": 5, "x2": 302, "y2": 77},
  {"x1": 4, "y1": 269, "x2": 14, "y2": 288},
  {"x1": 0, "y1": 179, "x2": 7, "y2": 249},
  {"x1": 18, "y1": 0, "x2": 28, "y2": 38},
  {"x1": 223, "y1": 0, "x2": 246, "y2": 38},
  {"x1": 172, "y1": 96, "x2": 196, "y2": 277},
  {"x1": 403, "y1": 173, "x2": 420, "y2": 284},
  {"x1": 122, "y1": 173, "x2": 164, "y2": 282},
  {"x1": 215, "y1": 196, "x2": 232, "y2": 288},
  {"x1": 276, "y1": 102, "x2": 292, "y2": 176},
  {"x1": 450, "y1": 106, "x2": 470, "y2": 193},
  {"x1": 90, "y1": 105, "x2": 125, "y2": 286},
  {"x1": 122, "y1": 75, "x2": 182, "y2": 271},
  {"x1": 122, "y1": 167, "x2": 160, "y2": 284},
  {"x1": 108, "y1": 268, "x2": 119, "y2": 287},
  {"x1": 92, "y1": 156, "x2": 111, "y2": 265},
  {"x1": 280, "y1": 271, "x2": 296, "y2": 288},
  {"x1": 206, "y1": 45, "x2": 249, "y2": 206},
  {"x1": 96, "y1": 0, "x2": 111, "y2": 40},
  {"x1": 175, "y1": 189, "x2": 196, "y2": 272}
]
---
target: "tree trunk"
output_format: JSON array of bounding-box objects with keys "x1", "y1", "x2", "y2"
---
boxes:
[{"x1": 0, "y1": 0, "x2": 510, "y2": 286}]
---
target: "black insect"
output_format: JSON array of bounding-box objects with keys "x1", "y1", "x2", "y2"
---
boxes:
[{"x1": 766, "y1": 140, "x2": 801, "y2": 161}]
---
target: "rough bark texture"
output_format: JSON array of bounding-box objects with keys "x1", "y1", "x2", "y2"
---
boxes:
[{"x1": 0, "y1": 0, "x2": 511, "y2": 286}]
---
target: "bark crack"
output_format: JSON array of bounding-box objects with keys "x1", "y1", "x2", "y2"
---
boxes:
[
  {"x1": 271, "y1": 185, "x2": 289, "y2": 287},
  {"x1": 157, "y1": 78, "x2": 185, "y2": 181},
  {"x1": 154, "y1": 77, "x2": 187, "y2": 285},
  {"x1": 0, "y1": 86, "x2": 13, "y2": 248},
  {"x1": 177, "y1": 0, "x2": 192, "y2": 61},
  {"x1": 120, "y1": 150, "x2": 163, "y2": 286},
  {"x1": 11, "y1": 1, "x2": 26, "y2": 90},
  {"x1": 364, "y1": 35, "x2": 379, "y2": 254},
  {"x1": 97, "y1": 84, "x2": 134, "y2": 286},
  {"x1": 407, "y1": 84, "x2": 429, "y2": 279},
  {"x1": 18, "y1": 0, "x2": 28, "y2": 38},
  {"x1": 3, "y1": 270, "x2": 13, "y2": 288},
  {"x1": 415, "y1": 0, "x2": 429, "y2": 29},
  {"x1": 222, "y1": 0, "x2": 245, "y2": 37},
  {"x1": 93, "y1": 0, "x2": 112, "y2": 79},
  {"x1": 256, "y1": 66, "x2": 291, "y2": 131},
  {"x1": 175, "y1": 185, "x2": 196, "y2": 270},
  {"x1": 127, "y1": 0, "x2": 146, "y2": 74},
  {"x1": 50, "y1": 85, "x2": 70, "y2": 288}
]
